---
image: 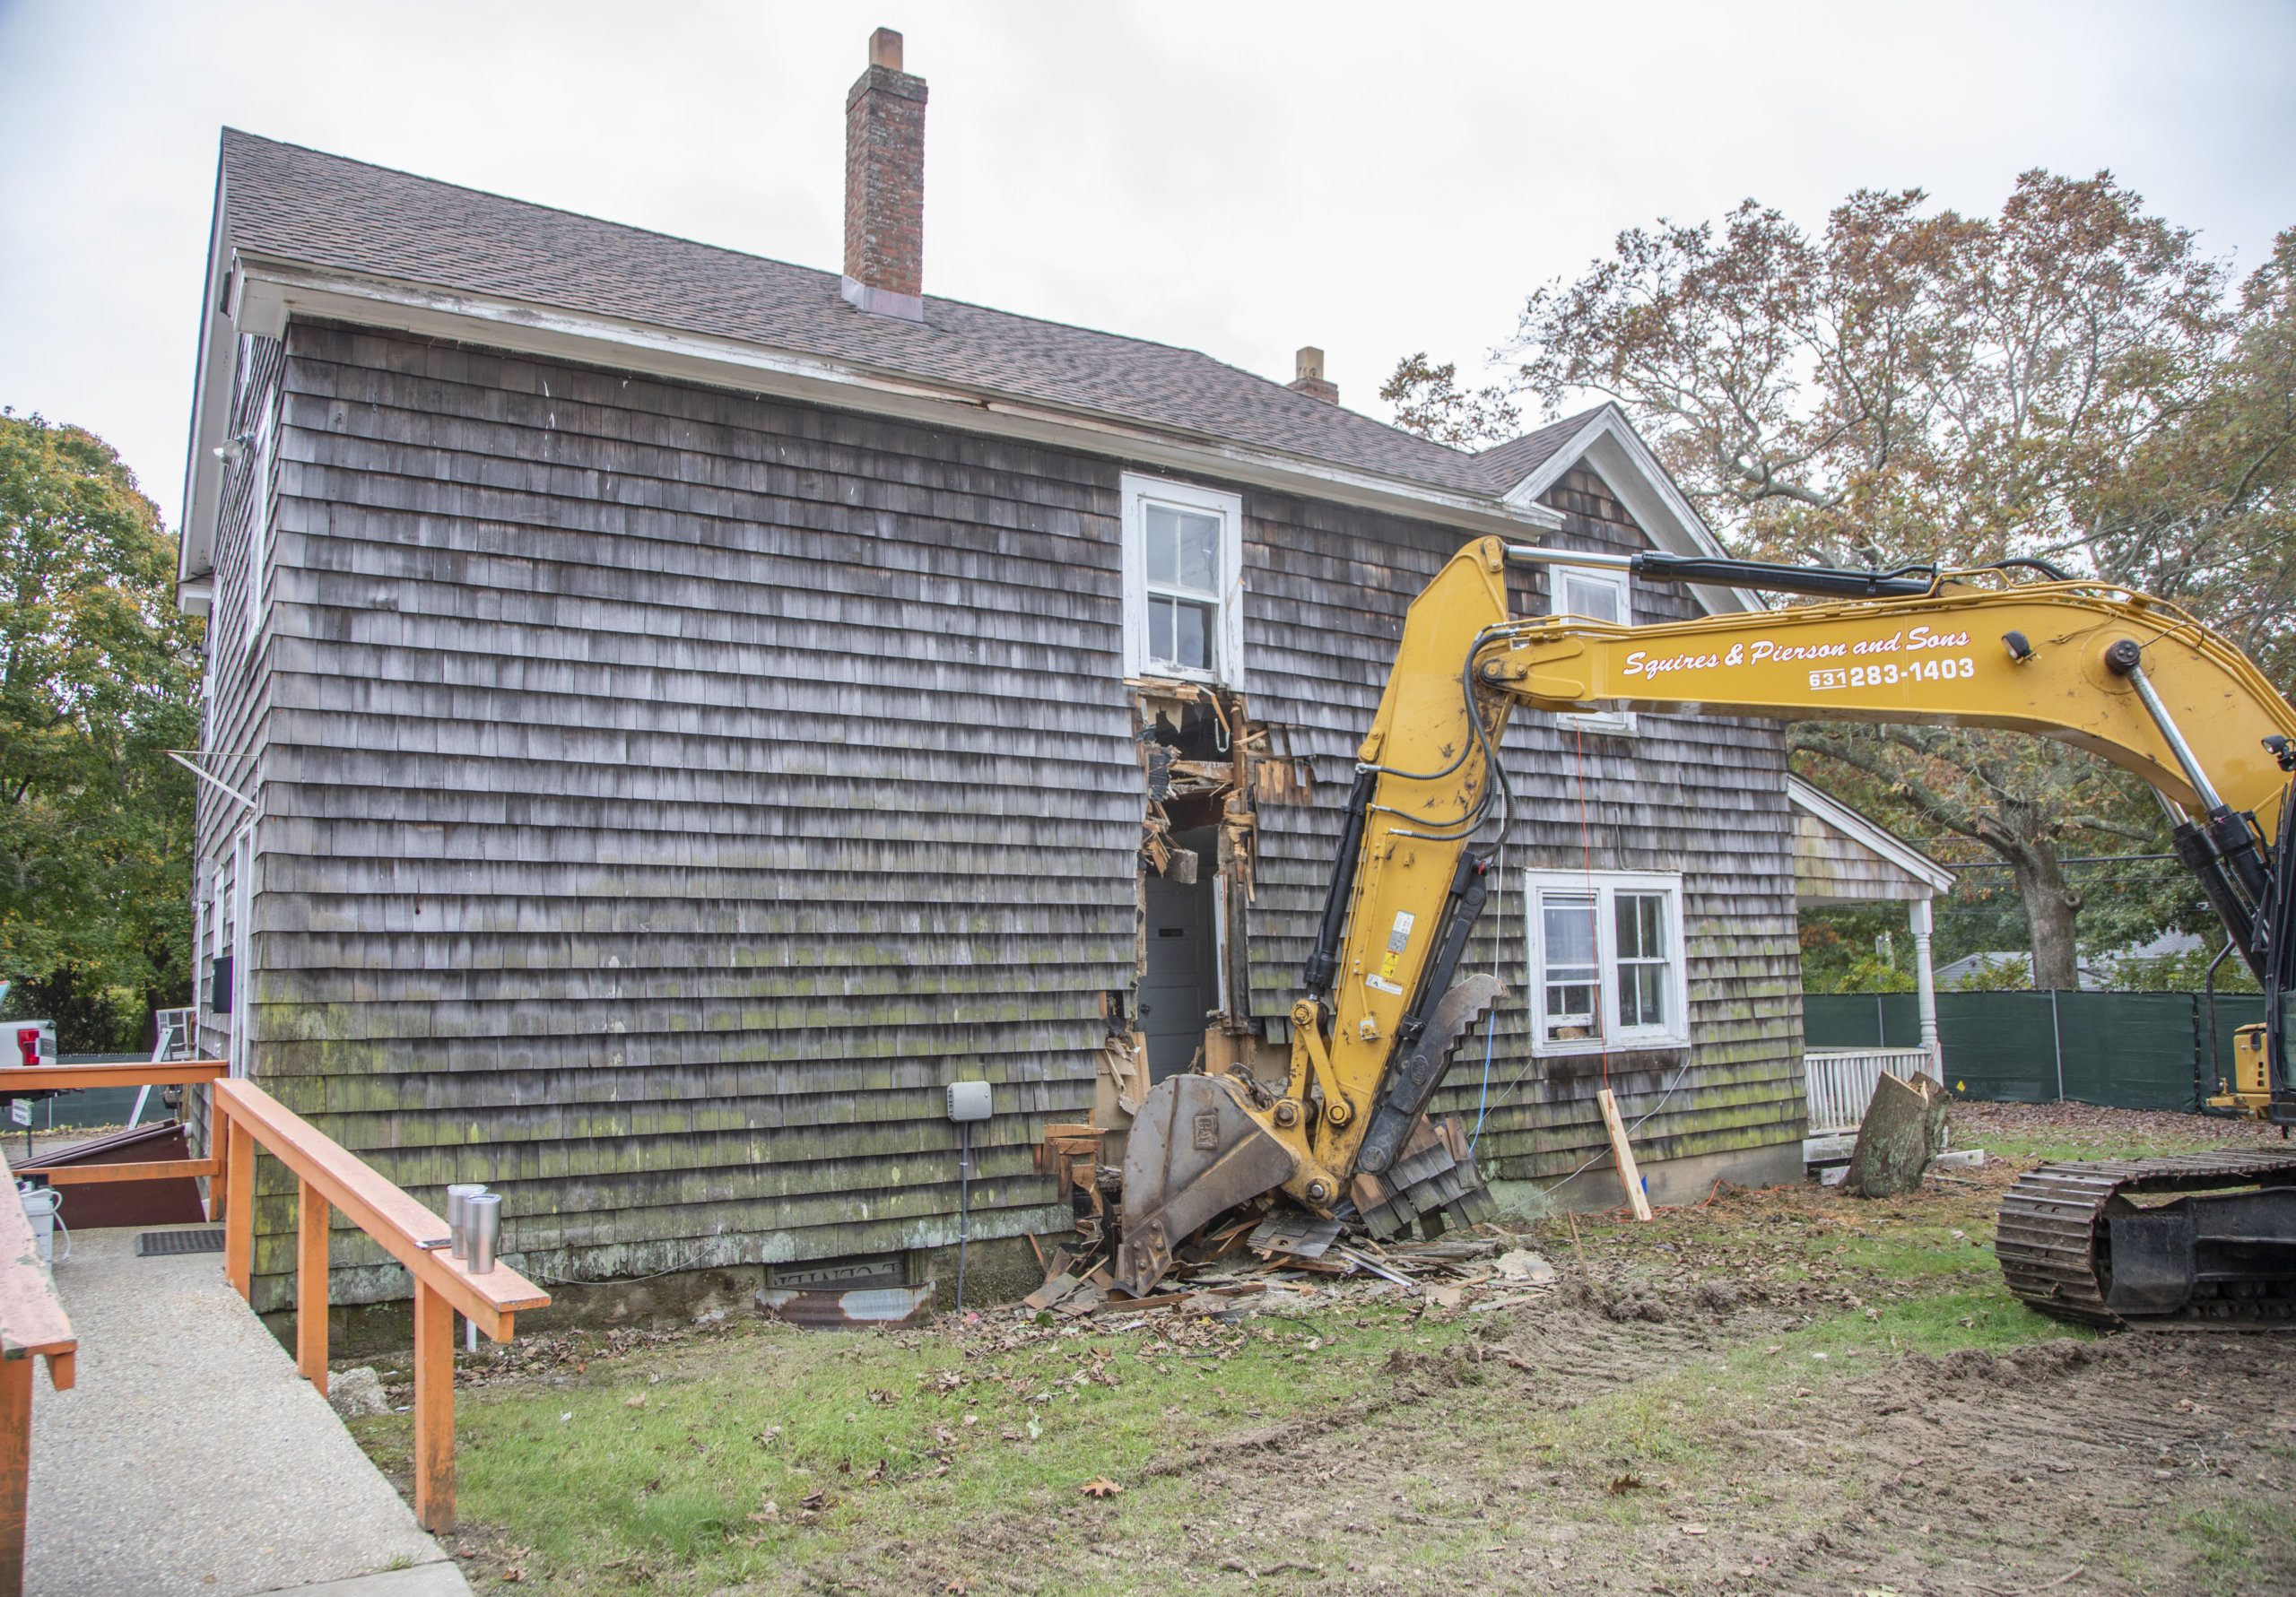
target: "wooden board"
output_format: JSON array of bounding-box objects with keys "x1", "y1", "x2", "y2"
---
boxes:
[{"x1": 1596, "y1": 1088, "x2": 1654, "y2": 1221}]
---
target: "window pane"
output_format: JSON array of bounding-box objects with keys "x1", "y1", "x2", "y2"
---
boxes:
[
  {"x1": 1619, "y1": 962, "x2": 1665, "y2": 1029},
  {"x1": 1177, "y1": 510, "x2": 1219, "y2": 592},
  {"x1": 1145, "y1": 505, "x2": 1179, "y2": 586},
  {"x1": 1615, "y1": 893, "x2": 1665, "y2": 959},
  {"x1": 1148, "y1": 595, "x2": 1173, "y2": 664},
  {"x1": 1560, "y1": 572, "x2": 1622, "y2": 622},
  {"x1": 1174, "y1": 600, "x2": 1212, "y2": 669},
  {"x1": 1544, "y1": 897, "x2": 1596, "y2": 967},
  {"x1": 1545, "y1": 972, "x2": 1599, "y2": 1041}
]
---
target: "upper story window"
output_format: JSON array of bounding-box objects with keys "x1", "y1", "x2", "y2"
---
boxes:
[
  {"x1": 1524, "y1": 869, "x2": 1689, "y2": 1055},
  {"x1": 1121, "y1": 473, "x2": 1244, "y2": 687},
  {"x1": 1550, "y1": 561, "x2": 1637, "y2": 736}
]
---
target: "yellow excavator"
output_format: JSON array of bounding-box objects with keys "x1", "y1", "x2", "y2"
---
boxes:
[{"x1": 1116, "y1": 536, "x2": 2296, "y2": 1329}]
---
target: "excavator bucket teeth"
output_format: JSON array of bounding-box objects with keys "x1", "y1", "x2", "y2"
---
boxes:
[
  {"x1": 1114, "y1": 1074, "x2": 1296, "y2": 1298},
  {"x1": 1358, "y1": 972, "x2": 1507, "y2": 1175}
]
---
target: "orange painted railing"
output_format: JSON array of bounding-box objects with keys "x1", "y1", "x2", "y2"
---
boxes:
[
  {"x1": 3, "y1": 1060, "x2": 547, "y2": 1535},
  {"x1": 211, "y1": 1077, "x2": 548, "y2": 1532},
  {"x1": 0, "y1": 1154, "x2": 75, "y2": 1597}
]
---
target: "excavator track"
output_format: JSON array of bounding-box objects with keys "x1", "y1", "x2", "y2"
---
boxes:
[{"x1": 1996, "y1": 1150, "x2": 2296, "y2": 1328}]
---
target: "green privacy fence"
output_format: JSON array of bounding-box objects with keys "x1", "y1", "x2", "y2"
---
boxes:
[{"x1": 1804, "y1": 991, "x2": 2268, "y2": 1112}]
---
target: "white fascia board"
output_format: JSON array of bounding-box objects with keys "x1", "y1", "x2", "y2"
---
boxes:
[
  {"x1": 1498, "y1": 405, "x2": 1761, "y2": 616},
  {"x1": 178, "y1": 175, "x2": 239, "y2": 603},
  {"x1": 213, "y1": 256, "x2": 1562, "y2": 547},
  {"x1": 1787, "y1": 776, "x2": 1953, "y2": 894}
]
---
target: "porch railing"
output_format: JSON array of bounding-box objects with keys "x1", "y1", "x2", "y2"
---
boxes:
[
  {"x1": 1805, "y1": 1046, "x2": 1936, "y2": 1135},
  {"x1": 3, "y1": 1060, "x2": 547, "y2": 1534},
  {"x1": 212, "y1": 1077, "x2": 548, "y2": 1531},
  {"x1": 0, "y1": 1153, "x2": 75, "y2": 1597}
]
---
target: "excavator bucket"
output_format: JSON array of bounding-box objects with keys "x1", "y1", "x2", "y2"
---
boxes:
[{"x1": 1113, "y1": 1073, "x2": 1295, "y2": 1298}]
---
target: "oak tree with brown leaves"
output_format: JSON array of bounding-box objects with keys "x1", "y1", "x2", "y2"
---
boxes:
[{"x1": 1390, "y1": 173, "x2": 2295, "y2": 987}]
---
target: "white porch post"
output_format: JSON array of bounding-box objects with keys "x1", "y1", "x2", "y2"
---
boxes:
[{"x1": 1909, "y1": 896, "x2": 1940, "y2": 1069}]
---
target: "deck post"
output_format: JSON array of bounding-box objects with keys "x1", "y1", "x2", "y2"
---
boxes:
[
  {"x1": 0, "y1": 1356, "x2": 30, "y2": 1597},
  {"x1": 412, "y1": 1280, "x2": 455, "y2": 1532},
  {"x1": 207, "y1": 1100, "x2": 228, "y2": 1223},
  {"x1": 224, "y1": 1118, "x2": 255, "y2": 1299},
  {"x1": 297, "y1": 1179, "x2": 329, "y2": 1393}
]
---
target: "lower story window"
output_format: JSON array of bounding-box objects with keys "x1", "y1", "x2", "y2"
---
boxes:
[{"x1": 1525, "y1": 871, "x2": 1689, "y2": 1054}]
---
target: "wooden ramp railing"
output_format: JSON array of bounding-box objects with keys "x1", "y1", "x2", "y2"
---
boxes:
[
  {"x1": 211, "y1": 1077, "x2": 549, "y2": 1532},
  {"x1": 4, "y1": 1061, "x2": 547, "y2": 1535},
  {"x1": 0, "y1": 1150, "x2": 76, "y2": 1597}
]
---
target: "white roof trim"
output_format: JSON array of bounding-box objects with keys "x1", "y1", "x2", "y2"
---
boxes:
[
  {"x1": 1497, "y1": 405, "x2": 1759, "y2": 616},
  {"x1": 1787, "y1": 777, "x2": 1954, "y2": 894},
  {"x1": 177, "y1": 254, "x2": 1561, "y2": 597}
]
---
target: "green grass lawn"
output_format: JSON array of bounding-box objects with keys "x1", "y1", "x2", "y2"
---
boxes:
[{"x1": 344, "y1": 1104, "x2": 2269, "y2": 1593}]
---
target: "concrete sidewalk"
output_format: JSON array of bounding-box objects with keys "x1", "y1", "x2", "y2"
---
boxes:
[{"x1": 25, "y1": 1223, "x2": 470, "y2": 1597}]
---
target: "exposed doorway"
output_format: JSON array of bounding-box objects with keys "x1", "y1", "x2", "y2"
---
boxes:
[{"x1": 1139, "y1": 825, "x2": 1219, "y2": 1084}]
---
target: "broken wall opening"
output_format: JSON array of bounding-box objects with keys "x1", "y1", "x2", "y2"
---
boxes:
[{"x1": 1076, "y1": 681, "x2": 1315, "y2": 1188}]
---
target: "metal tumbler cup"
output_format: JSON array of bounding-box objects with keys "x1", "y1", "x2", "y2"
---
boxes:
[
  {"x1": 446, "y1": 1184, "x2": 487, "y2": 1260},
  {"x1": 465, "y1": 1192, "x2": 502, "y2": 1274}
]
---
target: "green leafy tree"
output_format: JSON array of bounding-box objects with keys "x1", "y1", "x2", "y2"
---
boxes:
[
  {"x1": 1389, "y1": 174, "x2": 2296, "y2": 989},
  {"x1": 0, "y1": 412, "x2": 203, "y2": 1050}
]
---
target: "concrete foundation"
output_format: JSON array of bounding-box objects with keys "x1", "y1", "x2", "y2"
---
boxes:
[
  {"x1": 1485, "y1": 1138, "x2": 1805, "y2": 1219},
  {"x1": 262, "y1": 1233, "x2": 1065, "y2": 1358}
]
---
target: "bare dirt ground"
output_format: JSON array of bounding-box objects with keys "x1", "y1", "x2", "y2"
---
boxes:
[{"x1": 361, "y1": 1104, "x2": 2296, "y2": 1596}]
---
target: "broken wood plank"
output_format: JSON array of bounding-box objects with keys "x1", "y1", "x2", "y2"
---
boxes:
[{"x1": 1596, "y1": 1088, "x2": 1654, "y2": 1221}]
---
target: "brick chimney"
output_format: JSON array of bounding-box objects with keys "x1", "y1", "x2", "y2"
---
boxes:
[
  {"x1": 841, "y1": 28, "x2": 928, "y2": 322},
  {"x1": 1287, "y1": 347, "x2": 1338, "y2": 404}
]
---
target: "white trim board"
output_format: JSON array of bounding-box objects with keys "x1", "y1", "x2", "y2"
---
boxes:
[
  {"x1": 1498, "y1": 405, "x2": 1760, "y2": 617},
  {"x1": 178, "y1": 255, "x2": 1562, "y2": 602}
]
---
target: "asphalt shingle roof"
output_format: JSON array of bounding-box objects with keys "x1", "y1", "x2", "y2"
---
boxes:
[{"x1": 218, "y1": 130, "x2": 1576, "y2": 503}]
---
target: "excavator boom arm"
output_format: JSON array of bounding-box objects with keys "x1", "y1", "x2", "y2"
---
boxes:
[{"x1": 1114, "y1": 536, "x2": 2296, "y2": 1298}]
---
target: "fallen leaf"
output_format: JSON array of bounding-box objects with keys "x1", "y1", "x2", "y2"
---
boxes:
[
  {"x1": 1608, "y1": 1474, "x2": 1645, "y2": 1496},
  {"x1": 1080, "y1": 1476, "x2": 1123, "y2": 1498},
  {"x1": 945, "y1": 1582, "x2": 968, "y2": 1595},
  {"x1": 866, "y1": 1388, "x2": 898, "y2": 1405},
  {"x1": 799, "y1": 1489, "x2": 826, "y2": 1510},
  {"x1": 1027, "y1": 1419, "x2": 1042, "y2": 1440},
  {"x1": 748, "y1": 1503, "x2": 780, "y2": 1523},
  {"x1": 863, "y1": 1460, "x2": 886, "y2": 1483},
  {"x1": 961, "y1": 1413, "x2": 978, "y2": 1427},
  {"x1": 624, "y1": 1393, "x2": 648, "y2": 1409}
]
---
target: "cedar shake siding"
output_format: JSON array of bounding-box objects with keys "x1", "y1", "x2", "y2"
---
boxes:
[
  {"x1": 193, "y1": 319, "x2": 1805, "y2": 1312},
  {"x1": 200, "y1": 323, "x2": 1136, "y2": 1310}
]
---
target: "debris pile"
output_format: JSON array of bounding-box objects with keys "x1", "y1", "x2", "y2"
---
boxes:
[{"x1": 1013, "y1": 1226, "x2": 1559, "y2": 1326}]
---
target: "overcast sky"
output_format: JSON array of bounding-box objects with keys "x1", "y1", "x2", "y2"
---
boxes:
[{"x1": 3, "y1": 0, "x2": 2292, "y2": 531}]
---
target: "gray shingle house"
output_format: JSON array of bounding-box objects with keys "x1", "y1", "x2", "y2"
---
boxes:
[{"x1": 176, "y1": 35, "x2": 1808, "y2": 1320}]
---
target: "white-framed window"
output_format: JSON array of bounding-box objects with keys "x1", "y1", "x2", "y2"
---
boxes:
[
  {"x1": 1121, "y1": 473, "x2": 1245, "y2": 687},
  {"x1": 1524, "y1": 869, "x2": 1689, "y2": 1055},
  {"x1": 1550, "y1": 562, "x2": 1637, "y2": 735}
]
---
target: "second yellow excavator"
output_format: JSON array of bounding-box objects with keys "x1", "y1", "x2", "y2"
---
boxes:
[{"x1": 1115, "y1": 536, "x2": 2296, "y2": 1329}]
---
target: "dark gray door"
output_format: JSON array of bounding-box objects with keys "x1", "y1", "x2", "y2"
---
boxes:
[{"x1": 1140, "y1": 836, "x2": 1219, "y2": 1084}]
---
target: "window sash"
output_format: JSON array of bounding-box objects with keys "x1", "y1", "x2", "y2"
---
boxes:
[
  {"x1": 1550, "y1": 562, "x2": 1637, "y2": 736},
  {"x1": 1122, "y1": 474, "x2": 1243, "y2": 686}
]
